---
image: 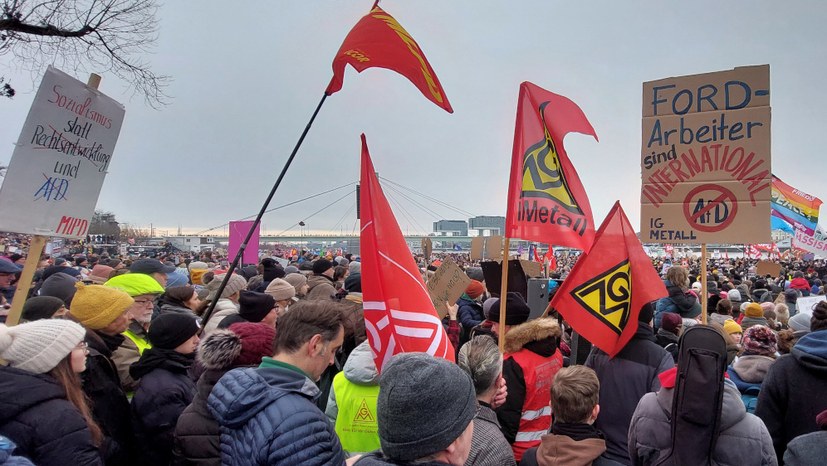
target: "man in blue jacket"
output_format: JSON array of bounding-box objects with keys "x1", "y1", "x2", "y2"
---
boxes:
[{"x1": 208, "y1": 300, "x2": 349, "y2": 465}]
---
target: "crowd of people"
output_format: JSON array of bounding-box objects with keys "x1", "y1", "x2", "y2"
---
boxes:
[{"x1": 0, "y1": 243, "x2": 825, "y2": 465}]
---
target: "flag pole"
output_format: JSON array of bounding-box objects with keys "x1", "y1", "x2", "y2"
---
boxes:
[
  {"x1": 200, "y1": 92, "x2": 329, "y2": 332},
  {"x1": 700, "y1": 243, "x2": 708, "y2": 324},
  {"x1": 498, "y1": 237, "x2": 511, "y2": 352}
]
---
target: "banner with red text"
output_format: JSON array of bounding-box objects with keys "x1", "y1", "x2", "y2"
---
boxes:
[
  {"x1": 640, "y1": 65, "x2": 772, "y2": 244},
  {"x1": 0, "y1": 66, "x2": 125, "y2": 239}
]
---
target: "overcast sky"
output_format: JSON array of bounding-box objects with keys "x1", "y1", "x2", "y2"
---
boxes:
[{"x1": 1, "y1": 0, "x2": 825, "y2": 237}]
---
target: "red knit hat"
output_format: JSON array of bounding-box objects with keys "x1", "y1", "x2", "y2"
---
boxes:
[
  {"x1": 228, "y1": 322, "x2": 276, "y2": 366},
  {"x1": 465, "y1": 280, "x2": 485, "y2": 299}
]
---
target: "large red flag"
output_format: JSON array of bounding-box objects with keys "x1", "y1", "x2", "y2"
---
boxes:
[
  {"x1": 359, "y1": 134, "x2": 455, "y2": 372},
  {"x1": 550, "y1": 201, "x2": 666, "y2": 357},
  {"x1": 505, "y1": 82, "x2": 598, "y2": 252},
  {"x1": 326, "y1": 3, "x2": 452, "y2": 113}
]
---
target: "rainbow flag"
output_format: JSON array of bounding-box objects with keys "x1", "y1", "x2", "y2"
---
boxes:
[{"x1": 771, "y1": 175, "x2": 822, "y2": 235}]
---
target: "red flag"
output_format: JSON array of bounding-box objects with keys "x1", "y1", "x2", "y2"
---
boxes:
[
  {"x1": 326, "y1": 4, "x2": 452, "y2": 113},
  {"x1": 550, "y1": 201, "x2": 666, "y2": 357},
  {"x1": 359, "y1": 134, "x2": 454, "y2": 372},
  {"x1": 505, "y1": 82, "x2": 598, "y2": 252}
]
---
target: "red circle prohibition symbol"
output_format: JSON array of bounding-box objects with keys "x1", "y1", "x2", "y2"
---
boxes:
[{"x1": 682, "y1": 184, "x2": 738, "y2": 233}]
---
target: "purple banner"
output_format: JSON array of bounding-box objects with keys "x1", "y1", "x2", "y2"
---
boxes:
[{"x1": 229, "y1": 220, "x2": 260, "y2": 265}]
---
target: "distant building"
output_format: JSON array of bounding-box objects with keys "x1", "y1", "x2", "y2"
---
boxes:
[
  {"x1": 433, "y1": 220, "x2": 468, "y2": 236},
  {"x1": 468, "y1": 215, "x2": 506, "y2": 236}
]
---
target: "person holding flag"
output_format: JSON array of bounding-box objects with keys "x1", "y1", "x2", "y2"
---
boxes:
[{"x1": 548, "y1": 201, "x2": 671, "y2": 465}]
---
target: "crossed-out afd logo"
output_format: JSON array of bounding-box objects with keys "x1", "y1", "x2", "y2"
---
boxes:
[
  {"x1": 520, "y1": 101, "x2": 583, "y2": 215},
  {"x1": 570, "y1": 259, "x2": 631, "y2": 335}
]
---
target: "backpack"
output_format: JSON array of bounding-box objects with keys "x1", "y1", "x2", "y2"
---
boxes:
[
  {"x1": 740, "y1": 386, "x2": 760, "y2": 414},
  {"x1": 656, "y1": 326, "x2": 727, "y2": 466}
]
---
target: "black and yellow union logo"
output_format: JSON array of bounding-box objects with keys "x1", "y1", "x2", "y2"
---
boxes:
[
  {"x1": 570, "y1": 259, "x2": 631, "y2": 335},
  {"x1": 521, "y1": 101, "x2": 583, "y2": 215}
]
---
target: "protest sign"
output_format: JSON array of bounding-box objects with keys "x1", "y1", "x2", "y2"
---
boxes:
[
  {"x1": 469, "y1": 237, "x2": 484, "y2": 261},
  {"x1": 0, "y1": 66, "x2": 125, "y2": 239},
  {"x1": 519, "y1": 259, "x2": 543, "y2": 278},
  {"x1": 426, "y1": 256, "x2": 471, "y2": 318},
  {"x1": 792, "y1": 226, "x2": 827, "y2": 257},
  {"x1": 228, "y1": 221, "x2": 260, "y2": 265},
  {"x1": 421, "y1": 237, "x2": 432, "y2": 259},
  {"x1": 797, "y1": 295, "x2": 826, "y2": 314},
  {"x1": 640, "y1": 65, "x2": 771, "y2": 244},
  {"x1": 755, "y1": 260, "x2": 781, "y2": 277},
  {"x1": 486, "y1": 235, "x2": 504, "y2": 261}
]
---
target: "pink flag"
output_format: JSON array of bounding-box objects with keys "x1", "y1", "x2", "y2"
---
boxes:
[{"x1": 229, "y1": 220, "x2": 260, "y2": 265}]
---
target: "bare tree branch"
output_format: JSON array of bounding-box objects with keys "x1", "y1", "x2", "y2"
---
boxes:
[{"x1": 0, "y1": 0, "x2": 169, "y2": 106}]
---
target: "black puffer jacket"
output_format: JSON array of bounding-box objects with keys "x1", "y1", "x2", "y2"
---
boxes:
[
  {"x1": 0, "y1": 366, "x2": 102, "y2": 466},
  {"x1": 82, "y1": 330, "x2": 135, "y2": 466},
  {"x1": 172, "y1": 369, "x2": 226, "y2": 466},
  {"x1": 130, "y1": 349, "x2": 196, "y2": 466}
]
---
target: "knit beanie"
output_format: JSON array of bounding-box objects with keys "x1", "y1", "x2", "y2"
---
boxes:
[
  {"x1": 264, "y1": 278, "x2": 295, "y2": 302},
  {"x1": 284, "y1": 265, "x2": 300, "y2": 275},
  {"x1": 744, "y1": 302, "x2": 764, "y2": 318},
  {"x1": 639, "y1": 301, "x2": 656, "y2": 324},
  {"x1": 147, "y1": 313, "x2": 200, "y2": 350},
  {"x1": 812, "y1": 302, "x2": 827, "y2": 332},
  {"x1": 344, "y1": 273, "x2": 362, "y2": 293},
  {"x1": 238, "y1": 291, "x2": 276, "y2": 322},
  {"x1": 189, "y1": 261, "x2": 208, "y2": 271},
  {"x1": 783, "y1": 289, "x2": 799, "y2": 303},
  {"x1": 759, "y1": 302, "x2": 775, "y2": 313},
  {"x1": 206, "y1": 273, "x2": 247, "y2": 300},
  {"x1": 229, "y1": 322, "x2": 277, "y2": 366},
  {"x1": 486, "y1": 292, "x2": 531, "y2": 325},
  {"x1": 377, "y1": 353, "x2": 477, "y2": 461},
  {"x1": 661, "y1": 312, "x2": 683, "y2": 334},
  {"x1": 348, "y1": 261, "x2": 361, "y2": 275},
  {"x1": 39, "y1": 272, "x2": 79, "y2": 307},
  {"x1": 482, "y1": 297, "x2": 498, "y2": 319},
  {"x1": 104, "y1": 273, "x2": 164, "y2": 297},
  {"x1": 312, "y1": 258, "x2": 333, "y2": 275},
  {"x1": 165, "y1": 270, "x2": 189, "y2": 289},
  {"x1": 87, "y1": 264, "x2": 114, "y2": 284},
  {"x1": 741, "y1": 325, "x2": 778, "y2": 357},
  {"x1": 723, "y1": 319, "x2": 742, "y2": 336},
  {"x1": 0, "y1": 320, "x2": 86, "y2": 374},
  {"x1": 788, "y1": 312, "x2": 812, "y2": 333},
  {"x1": 465, "y1": 280, "x2": 485, "y2": 300},
  {"x1": 69, "y1": 282, "x2": 134, "y2": 330},
  {"x1": 283, "y1": 273, "x2": 307, "y2": 295},
  {"x1": 727, "y1": 289, "x2": 741, "y2": 302},
  {"x1": 21, "y1": 296, "x2": 66, "y2": 322}
]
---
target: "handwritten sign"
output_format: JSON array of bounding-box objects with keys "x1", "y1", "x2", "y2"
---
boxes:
[
  {"x1": 640, "y1": 65, "x2": 771, "y2": 244},
  {"x1": 519, "y1": 259, "x2": 543, "y2": 278},
  {"x1": 421, "y1": 237, "x2": 432, "y2": 259},
  {"x1": 0, "y1": 66, "x2": 125, "y2": 239},
  {"x1": 797, "y1": 295, "x2": 826, "y2": 314},
  {"x1": 426, "y1": 256, "x2": 472, "y2": 318}
]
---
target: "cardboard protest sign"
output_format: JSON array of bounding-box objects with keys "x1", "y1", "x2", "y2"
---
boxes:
[
  {"x1": 519, "y1": 259, "x2": 543, "y2": 278},
  {"x1": 485, "y1": 235, "x2": 503, "y2": 261},
  {"x1": 421, "y1": 237, "x2": 433, "y2": 259},
  {"x1": 228, "y1": 221, "x2": 260, "y2": 265},
  {"x1": 426, "y1": 257, "x2": 472, "y2": 318},
  {"x1": 470, "y1": 237, "x2": 484, "y2": 261},
  {"x1": 755, "y1": 260, "x2": 781, "y2": 277},
  {"x1": 797, "y1": 295, "x2": 826, "y2": 314},
  {"x1": 640, "y1": 65, "x2": 771, "y2": 244},
  {"x1": 0, "y1": 66, "x2": 125, "y2": 239}
]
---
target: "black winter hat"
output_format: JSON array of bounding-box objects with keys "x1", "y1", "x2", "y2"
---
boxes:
[
  {"x1": 344, "y1": 273, "x2": 362, "y2": 293},
  {"x1": 486, "y1": 292, "x2": 530, "y2": 325},
  {"x1": 148, "y1": 313, "x2": 200, "y2": 350},
  {"x1": 312, "y1": 258, "x2": 333, "y2": 275},
  {"x1": 638, "y1": 301, "x2": 656, "y2": 323},
  {"x1": 238, "y1": 290, "x2": 275, "y2": 322}
]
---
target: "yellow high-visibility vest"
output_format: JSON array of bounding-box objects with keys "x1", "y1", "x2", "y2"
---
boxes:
[{"x1": 331, "y1": 371, "x2": 380, "y2": 453}]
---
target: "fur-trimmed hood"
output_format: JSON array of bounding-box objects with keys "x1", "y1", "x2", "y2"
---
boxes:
[
  {"x1": 197, "y1": 329, "x2": 242, "y2": 370},
  {"x1": 504, "y1": 317, "x2": 562, "y2": 354}
]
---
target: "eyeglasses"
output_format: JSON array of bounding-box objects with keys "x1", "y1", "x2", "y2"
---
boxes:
[{"x1": 76, "y1": 341, "x2": 89, "y2": 354}]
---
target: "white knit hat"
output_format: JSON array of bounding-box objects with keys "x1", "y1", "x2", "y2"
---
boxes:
[{"x1": 0, "y1": 320, "x2": 86, "y2": 374}]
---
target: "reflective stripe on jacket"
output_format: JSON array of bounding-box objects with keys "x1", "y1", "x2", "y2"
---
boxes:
[{"x1": 508, "y1": 348, "x2": 563, "y2": 460}]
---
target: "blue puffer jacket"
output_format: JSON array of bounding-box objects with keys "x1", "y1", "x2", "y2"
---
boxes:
[
  {"x1": 207, "y1": 365, "x2": 345, "y2": 466},
  {"x1": 457, "y1": 295, "x2": 485, "y2": 330}
]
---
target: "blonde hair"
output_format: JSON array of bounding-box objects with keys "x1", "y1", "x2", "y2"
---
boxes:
[
  {"x1": 665, "y1": 266, "x2": 689, "y2": 290},
  {"x1": 551, "y1": 366, "x2": 599, "y2": 423}
]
